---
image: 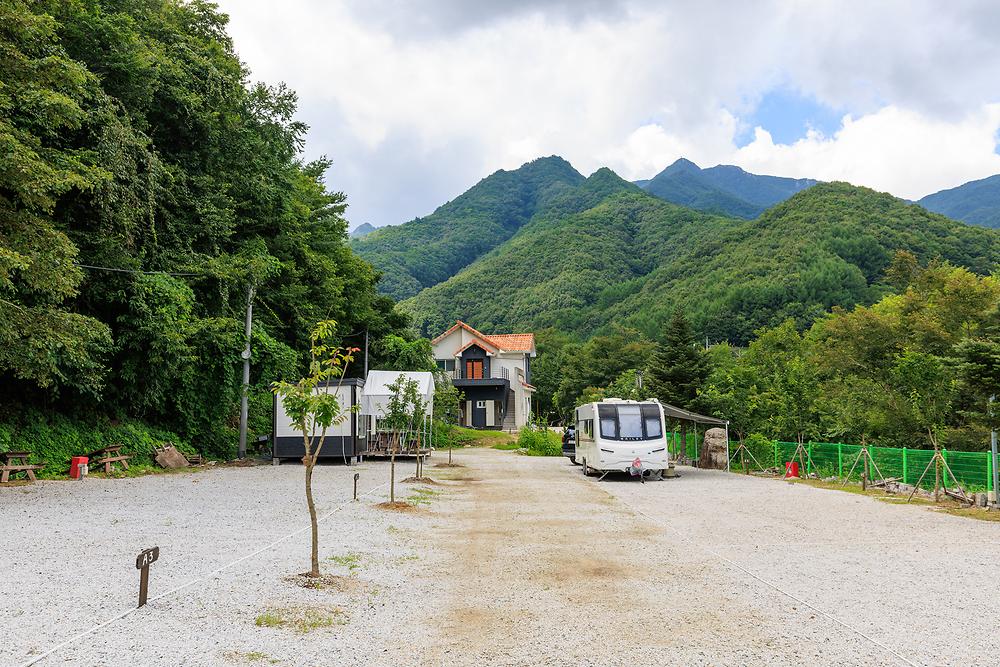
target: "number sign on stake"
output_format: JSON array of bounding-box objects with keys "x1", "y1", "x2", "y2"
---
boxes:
[{"x1": 136, "y1": 547, "x2": 159, "y2": 607}]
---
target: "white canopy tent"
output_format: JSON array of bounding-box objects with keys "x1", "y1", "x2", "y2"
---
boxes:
[
  {"x1": 361, "y1": 370, "x2": 435, "y2": 418},
  {"x1": 361, "y1": 370, "x2": 435, "y2": 455}
]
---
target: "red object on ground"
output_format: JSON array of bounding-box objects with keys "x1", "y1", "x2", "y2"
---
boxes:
[
  {"x1": 70, "y1": 456, "x2": 88, "y2": 479},
  {"x1": 784, "y1": 461, "x2": 799, "y2": 478}
]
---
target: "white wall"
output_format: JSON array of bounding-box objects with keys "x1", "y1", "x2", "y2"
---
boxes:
[{"x1": 274, "y1": 385, "x2": 354, "y2": 439}]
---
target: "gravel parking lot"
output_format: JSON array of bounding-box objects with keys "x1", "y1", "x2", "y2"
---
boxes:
[{"x1": 2, "y1": 449, "x2": 999, "y2": 666}]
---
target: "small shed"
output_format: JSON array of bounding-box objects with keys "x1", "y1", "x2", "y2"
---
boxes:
[
  {"x1": 361, "y1": 370, "x2": 435, "y2": 457},
  {"x1": 660, "y1": 403, "x2": 729, "y2": 469},
  {"x1": 272, "y1": 378, "x2": 365, "y2": 464}
]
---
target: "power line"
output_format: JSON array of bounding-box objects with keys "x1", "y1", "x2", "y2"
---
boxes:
[{"x1": 75, "y1": 263, "x2": 200, "y2": 277}]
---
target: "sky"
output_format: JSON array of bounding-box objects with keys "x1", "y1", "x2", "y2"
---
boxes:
[{"x1": 214, "y1": 0, "x2": 1000, "y2": 230}]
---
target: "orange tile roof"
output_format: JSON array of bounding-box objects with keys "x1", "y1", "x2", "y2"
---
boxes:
[
  {"x1": 432, "y1": 321, "x2": 535, "y2": 352},
  {"x1": 486, "y1": 333, "x2": 536, "y2": 352}
]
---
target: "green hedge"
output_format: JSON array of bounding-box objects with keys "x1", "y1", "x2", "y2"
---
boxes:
[{"x1": 0, "y1": 409, "x2": 198, "y2": 479}]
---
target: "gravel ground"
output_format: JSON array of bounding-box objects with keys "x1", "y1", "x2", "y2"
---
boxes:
[{"x1": 2, "y1": 449, "x2": 999, "y2": 666}]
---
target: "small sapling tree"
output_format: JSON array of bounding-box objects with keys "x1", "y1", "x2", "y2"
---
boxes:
[
  {"x1": 433, "y1": 370, "x2": 463, "y2": 465},
  {"x1": 384, "y1": 376, "x2": 425, "y2": 501},
  {"x1": 272, "y1": 320, "x2": 358, "y2": 577}
]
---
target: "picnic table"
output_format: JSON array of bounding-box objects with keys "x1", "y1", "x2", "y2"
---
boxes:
[
  {"x1": 86, "y1": 444, "x2": 132, "y2": 475},
  {"x1": 1, "y1": 451, "x2": 45, "y2": 483}
]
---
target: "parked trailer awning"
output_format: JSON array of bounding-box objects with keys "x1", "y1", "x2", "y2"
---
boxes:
[{"x1": 659, "y1": 402, "x2": 727, "y2": 426}]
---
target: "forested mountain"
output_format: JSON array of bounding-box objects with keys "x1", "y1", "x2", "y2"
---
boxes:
[
  {"x1": 1, "y1": 0, "x2": 410, "y2": 459},
  {"x1": 919, "y1": 174, "x2": 1000, "y2": 228},
  {"x1": 351, "y1": 156, "x2": 588, "y2": 300},
  {"x1": 403, "y1": 183, "x2": 1000, "y2": 345},
  {"x1": 350, "y1": 222, "x2": 376, "y2": 238},
  {"x1": 639, "y1": 158, "x2": 817, "y2": 218}
]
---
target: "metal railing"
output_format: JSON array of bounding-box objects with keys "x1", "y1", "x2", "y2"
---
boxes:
[{"x1": 449, "y1": 365, "x2": 512, "y2": 381}]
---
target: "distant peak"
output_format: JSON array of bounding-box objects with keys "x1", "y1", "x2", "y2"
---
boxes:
[{"x1": 651, "y1": 157, "x2": 701, "y2": 179}]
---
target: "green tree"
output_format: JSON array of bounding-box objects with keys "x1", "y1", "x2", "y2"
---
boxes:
[
  {"x1": 647, "y1": 309, "x2": 707, "y2": 408},
  {"x1": 0, "y1": 0, "x2": 112, "y2": 395},
  {"x1": 271, "y1": 320, "x2": 358, "y2": 577}
]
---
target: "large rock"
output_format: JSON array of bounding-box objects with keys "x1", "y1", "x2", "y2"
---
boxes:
[{"x1": 698, "y1": 427, "x2": 729, "y2": 470}]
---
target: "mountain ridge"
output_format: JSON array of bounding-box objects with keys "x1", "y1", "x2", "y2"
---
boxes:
[{"x1": 402, "y1": 181, "x2": 1000, "y2": 344}]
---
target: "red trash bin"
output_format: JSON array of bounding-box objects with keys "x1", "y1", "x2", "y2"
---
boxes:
[
  {"x1": 70, "y1": 456, "x2": 88, "y2": 479},
  {"x1": 784, "y1": 461, "x2": 799, "y2": 479}
]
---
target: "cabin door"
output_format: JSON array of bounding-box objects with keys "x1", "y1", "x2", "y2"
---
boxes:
[
  {"x1": 472, "y1": 399, "x2": 488, "y2": 428},
  {"x1": 465, "y1": 359, "x2": 484, "y2": 379}
]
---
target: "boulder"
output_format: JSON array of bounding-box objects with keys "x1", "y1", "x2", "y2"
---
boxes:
[{"x1": 698, "y1": 427, "x2": 729, "y2": 470}]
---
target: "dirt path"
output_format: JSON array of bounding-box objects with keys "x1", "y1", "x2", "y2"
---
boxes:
[{"x1": 409, "y1": 448, "x2": 907, "y2": 667}]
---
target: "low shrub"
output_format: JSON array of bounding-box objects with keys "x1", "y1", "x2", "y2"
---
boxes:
[{"x1": 516, "y1": 424, "x2": 562, "y2": 457}]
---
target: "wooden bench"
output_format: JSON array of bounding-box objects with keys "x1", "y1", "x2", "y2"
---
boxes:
[
  {"x1": 1, "y1": 451, "x2": 45, "y2": 483},
  {"x1": 86, "y1": 445, "x2": 132, "y2": 475}
]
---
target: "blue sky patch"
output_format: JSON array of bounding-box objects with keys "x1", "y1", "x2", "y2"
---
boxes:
[{"x1": 735, "y1": 88, "x2": 845, "y2": 147}]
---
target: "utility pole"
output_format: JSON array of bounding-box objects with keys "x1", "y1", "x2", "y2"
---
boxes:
[
  {"x1": 991, "y1": 395, "x2": 998, "y2": 508},
  {"x1": 238, "y1": 282, "x2": 255, "y2": 460}
]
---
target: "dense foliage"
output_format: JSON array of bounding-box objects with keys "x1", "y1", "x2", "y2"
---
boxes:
[
  {"x1": 919, "y1": 174, "x2": 1000, "y2": 229},
  {"x1": 405, "y1": 182, "x2": 1000, "y2": 346},
  {"x1": 0, "y1": 0, "x2": 410, "y2": 464},
  {"x1": 640, "y1": 158, "x2": 816, "y2": 219},
  {"x1": 559, "y1": 259, "x2": 998, "y2": 453},
  {"x1": 699, "y1": 259, "x2": 1000, "y2": 451}
]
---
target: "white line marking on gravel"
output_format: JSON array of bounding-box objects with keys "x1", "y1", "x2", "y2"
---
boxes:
[
  {"x1": 17, "y1": 480, "x2": 389, "y2": 667},
  {"x1": 606, "y1": 486, "x2": 923, "y2": 667}
]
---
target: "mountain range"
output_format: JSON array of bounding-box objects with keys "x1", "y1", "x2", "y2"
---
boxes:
[
  {"x1": 636, "y1": 158, "x2": 817, "y2": 219},
  {"x1": 352, "y1": 157, "x2": 1000, "y2": 344},
  {"x1": 917, "y1": 174, "x2": 1000, "y2": 229}
]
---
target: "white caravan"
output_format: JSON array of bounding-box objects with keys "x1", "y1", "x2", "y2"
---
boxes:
[{"x1": 574, "y1": 398, "x2": 668, "y2": 478}]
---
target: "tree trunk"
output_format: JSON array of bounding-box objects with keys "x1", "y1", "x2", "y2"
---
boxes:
[
  {"x1": 390, "y1": 432, "x2": 397, "y2": 503},
  {"x1": 448, "y1": 444, "x2": 453, "y2": 465},
  {"x1": 304, "y1": 457, "x2": 319, "y2": 577}
]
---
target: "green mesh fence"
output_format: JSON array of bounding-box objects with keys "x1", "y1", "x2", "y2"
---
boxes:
[{"x1": 727, "y1": 439, "x2": 995, "y2": 492}]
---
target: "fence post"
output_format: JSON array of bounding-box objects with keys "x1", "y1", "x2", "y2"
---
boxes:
[
  {"x1": 807, "y1": 442, "x2": 813, "y2": 475},
  {"x1": 988, "y1": 453, "x2": 993, "y2": 494},
  {"x1": 774, "y1": 441, "x2": 779, "y2": 469},
  {"x1": 838, "y1": 443, "x2": 843, "y2": 477},
  {"x1": 902, "y1": 447, "x2": 908, "y2": 485}
]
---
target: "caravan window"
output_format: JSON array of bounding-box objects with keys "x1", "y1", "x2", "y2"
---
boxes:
[
  {"x1": 642, "y1": 404, "x2": 662, "y2": 438},
  {"x1": 597, "y1": 403, "x2": 663, "y2": 441},
  {"x1": 618, "y1": 405, "x2": 643, "y2": 439},
  {"x1": 598, "y1": 405, "x2": 617, "y2": 439}
]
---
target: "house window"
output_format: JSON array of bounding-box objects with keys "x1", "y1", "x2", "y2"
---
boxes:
[
  {"x1": 436, "y1": 359, "x2": 455, "y2": 372},
  {"x1": 466, "y1": 359, "x2": 483, "y2": 379},
  {"x1": 476, "y1": 400, "x2": 486, "y2": 409}
]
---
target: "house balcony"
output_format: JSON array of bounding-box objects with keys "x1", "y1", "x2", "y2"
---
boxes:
[{"x1": 452, "y1": 366, "x2": 510, "y2": 381}]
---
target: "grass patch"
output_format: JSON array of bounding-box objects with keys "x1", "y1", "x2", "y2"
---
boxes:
[
  {"x1": 223, "y1": 650, "x2": 279, "y2": 664},
  {"x1": 454, "y1": 426, "x2": 515, "y2": 447},
  {"x1": 254, "y1": 606, "x2": 347, "y2": 633},
  {"x1": 328, "y1": 553, "x2": 363, "y2": 574},
  {"x1": 407, "y1": 486, "x2": 442, "y2": 506}
]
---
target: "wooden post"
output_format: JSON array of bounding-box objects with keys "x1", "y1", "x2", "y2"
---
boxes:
[{"x1": 862, "y1": 448, "x2": 869, "y2": 491}]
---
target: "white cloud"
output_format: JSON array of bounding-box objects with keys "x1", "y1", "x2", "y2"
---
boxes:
[
  {"x1": 214, "y1": 0, "x2": 1000, "y2": 227},
  {"x1": 732, "y1": 105, "x2": 1000, "y2": 199}
]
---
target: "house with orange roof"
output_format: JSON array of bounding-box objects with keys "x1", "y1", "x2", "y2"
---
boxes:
[{"x1": 431, "y1": 321, "x2": 536, "y2": 431}]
